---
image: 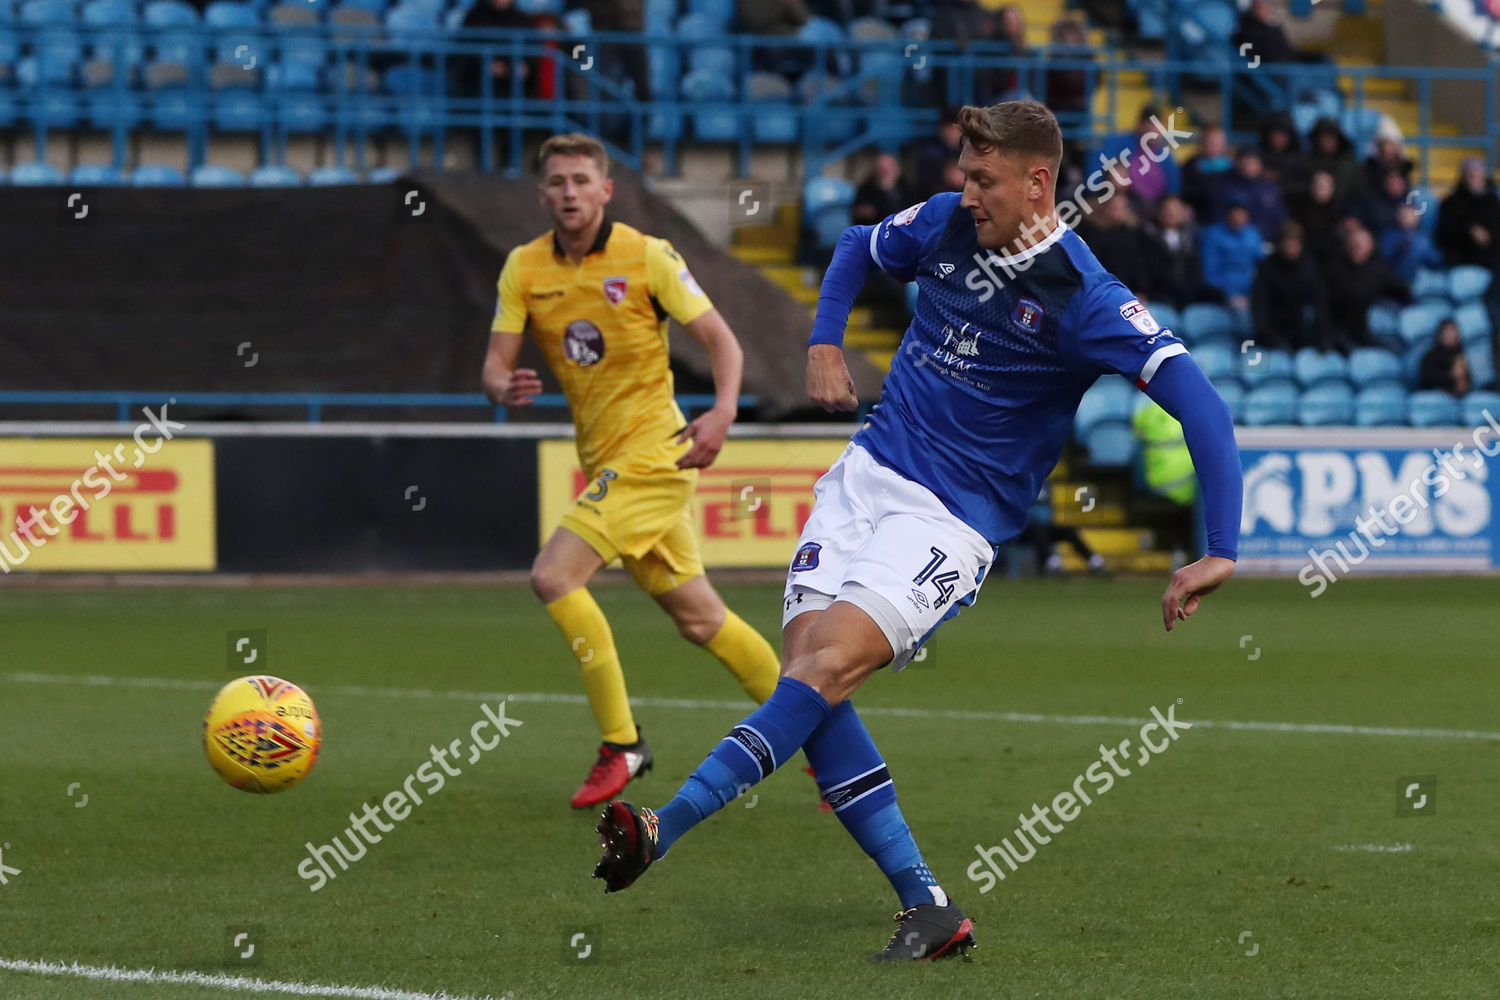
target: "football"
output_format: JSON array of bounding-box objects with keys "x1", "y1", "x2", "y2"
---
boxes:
[{"x1": 202, "y1": 675, "x2": 322, "y2": 794}]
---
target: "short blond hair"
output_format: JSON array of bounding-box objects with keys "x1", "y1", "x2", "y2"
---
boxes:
[
  {"x1": 537, "y1": 133, "x2": 610, "y2": 177},
  {"x1": 957, "y1": 101, "x2": 1063, "y2": 169}
]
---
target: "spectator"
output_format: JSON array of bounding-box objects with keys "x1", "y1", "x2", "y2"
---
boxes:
[
  {"x1": 1214, "y1": 147, "x2": 1285, "y2": 241},
  {"x1": 852, "y1": 153, "x2": 916, "y2": 225},
  {"x1": 1142, "y1": 194, "x2": 1220, "y2": 309},
  {"x1": 1131, "y1": 401, "x2": 1199, "y2": 567},
  {"x1": 1436, "y1": 157, "x2": 1500, "y2": 270},
  {"x1": 933, "y1": 0, "x2": 999, "y2": 103},
  {"x1": 1251, "y1": 221, "x2": 1329, "y2": 352},
  {"x1": 1419, "y1": 319, "x2": 1471, "y2": 396},
  {"x1": 1095, "y1": 106, "x2": 1182, "y2": 214},
  {"x1": 988, "y1": 5, "x2": 1032, "y2": 102},
  {"x1": 1200, "y1": 200, "x2": 1268, "y2": 314},
  {"x1": 1180, "y1": 123, "x2": 1233, "y2": 223},
  {"x1": 458, "y1": 0, "x2": 536, "y2": 98},
  {"x1": 1232, "y1": 0, "x2": 1324, "y2": 65},
  {"x1": 738, "y1": 0, "x2": 808, "y2": 34},
  {"x1": 911, "y1": 111, "x2": 964, "y2": 199},
  {"x1": 1381, "y1": 201, "x2": 1444, "y2": 282},
  {"x1": 1325, "y1": 224, "x2": 1410, "y2": 353},
  {"x1": 1259, "y1": 110, "x2": 1308, "y2": 202},
  {"x1": 585, "y1": 0, "x2": 649, "y2": 101},
  {"x1": 1354, "y1": 167, "x2": 1410, "y2": 240},
  {"x1": 1364, "y1": 119, "x2": 1414, "y2": 188},
  {"x1": 1044, "y1": 18, "x2": 1093, "y2": 116},
  {"x1": 1307, "y1": 117, "x2": 1363, "y2": 203},
  {"x1": 1292, "y1": 169, "x2": 1352, "y2": 270},
  {"x1": 1074, "y1": 193, "x2": 1152, "y2": 295}
]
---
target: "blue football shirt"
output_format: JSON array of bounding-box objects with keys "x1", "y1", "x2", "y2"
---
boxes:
[{"x1": 851, "y1": 192, "x2": 1188, "y2": 545}]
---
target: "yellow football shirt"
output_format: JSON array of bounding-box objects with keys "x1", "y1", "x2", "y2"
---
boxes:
[{"x1": 493, "y1": 220, "x2": 714, "y2": 476}]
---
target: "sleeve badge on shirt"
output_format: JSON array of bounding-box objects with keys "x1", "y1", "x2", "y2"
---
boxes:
[
  {"x1": 1119, "y1": 299, "x2": 1161, "y2": 337},
  {"x1": 603, "y1": 276, "x2": 628, "y2": 305},
  {"x1": 891, "y1": 201, "x2": 926, "y2": 227},
  {"x1": 790, "y1": 541, "x2": 822, "y2": 572},
  {"x1": 677, "y1": 268, "x2": 704, "y2": 297},
  {"x1": 1012, "y1": 297, "x2": 1045, "y2": 334}
]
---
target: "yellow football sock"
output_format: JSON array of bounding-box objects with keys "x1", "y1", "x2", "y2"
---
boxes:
[
  {"x1": 545, "y1": 589, "x2": 637, "y2": 746},
  {"x1": 705, "y1": 609, "x2": 781, "y2": 704}
]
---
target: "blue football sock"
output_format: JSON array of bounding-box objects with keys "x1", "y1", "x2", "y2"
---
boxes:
[
  {"x1": 804, "y1": 700, "x2": 948, "y2": 911},
  {"x1": 654, "y1": 676, "x2": 831, "y2": 855}
]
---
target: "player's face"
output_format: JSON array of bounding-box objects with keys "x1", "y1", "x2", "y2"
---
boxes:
[
  {"x1": 539, "y1": 154, "x2": 613, "y2": 236},
  {"x1": 957, "y1": 143, "x2": 1049, "y2": 251}
]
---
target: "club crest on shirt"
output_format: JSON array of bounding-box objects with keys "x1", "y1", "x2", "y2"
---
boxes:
[
  {"x1": 1012, "y1": 297, "x2": 1045, "y2": 334},
  {"x1": 563, "y1": 319, "x2": 605, "y2": 366},
  {"x1": 892, "y1": 202, "x2": 926, "y2": 227},
  {"x1": 602, "y1": 276, "x2": 628, "y2": 305},
  {"x1": 790, "y1": 542, "x2": 821, "y2": 572},
  {"x1": 1119, "y1": 299, "x2": 1160, "y2": 337}
]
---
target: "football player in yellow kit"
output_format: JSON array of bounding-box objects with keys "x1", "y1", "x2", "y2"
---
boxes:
[{"x1": 483, "y1": 133, "x2": 781, "y2": 808}]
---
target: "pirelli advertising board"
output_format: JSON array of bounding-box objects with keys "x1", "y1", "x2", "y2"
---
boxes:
[
  {"x1": 0, "y1": 436, "x2": 216, "y2": 572},
  {"x1": 538, "y1": 438, "x2": 848, "y2": 568}
]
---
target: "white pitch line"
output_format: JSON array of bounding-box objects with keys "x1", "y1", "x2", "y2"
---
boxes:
[
  {"x1": 8, "y1": 671, "x2": 1500, "y2": 742},
  {"x1": 0, "y1": 957, "x2": 502, "y2": 1000},
  {"x1": 1333, "y1": 844, "x2": 1414, "y2": 853}
]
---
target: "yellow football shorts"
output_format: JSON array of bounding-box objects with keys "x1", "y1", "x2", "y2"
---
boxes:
[{"x1": 559, "y1": 442, "x2": 705, "y2": 596}]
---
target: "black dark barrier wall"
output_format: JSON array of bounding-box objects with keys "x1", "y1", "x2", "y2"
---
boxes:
[{"x1": 215, "y1": 437, "x2": 538, "y2": 572}]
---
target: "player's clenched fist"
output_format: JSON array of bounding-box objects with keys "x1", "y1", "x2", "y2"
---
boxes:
[
  {"x1": 807, "y1": 344, "x2": 858, "y2": 412},
  {"x1": 486, "y1": 367, "x2": 543, "y2": 407}
]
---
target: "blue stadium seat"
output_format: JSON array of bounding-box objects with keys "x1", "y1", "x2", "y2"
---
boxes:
[
  {"x1": 644, "y1": 0, "x2": 676, "y2": 29},
  {"x1": 1074, "y1": 375, "x2": 1134, "y2": 435},
  {"x1": 190, "y1": 164, "x2": 246, "y2": 186},
  {"x1": 1241, "y1": 383, "x2": 1298, "y2": 426},
  {"x1": 204, "y1": 2, "x2": 261, "y2": 67},
  {"x1": 1366, "y1": 302, "x2": 1400, "y2": 345},
  {"x1": 1410, "y1": 267, "x2": 1449, "y2": 303},
  {"x1": 1148, "y1": 303, "x2": 1182, "y2": 339},
  {"x1": 1293, "y1": 348, "x2": 1349, "y2": 390},
  {"x1": 1214, "y1": 380, "x2": 1245, "y2": 423},
  {"x1": 341, "y1": 0, "x2": 389, "y2": 13},
  {"x1": 249, "y1": 164, "x2": 303, "y2": 186},
  {"x1": 309, "y1": 165, "x2": 359, "y2": 185},
  {"x1": 560, "y1": 6, "x2": 589, "y2": 34},
  {"x1": 385, "y1": 4, "x2": 437, "y2": 45},
  {"x1": 1347, "y1": 347, "x2": 1404, "y2": 389},
  {"x1": 803, "y1": 175, "x2": 855, "y2": 251},
  {"x1": 214, "y1": 90, "x2": 267, "y2": 130},
  {"x1": 680, "y1": 69, "x2": 737, "y2": 142},
  {"x1": 1082, "y1": 421, "x2": 1135, "y2": 466},
  {"x1": 1193, "y1": 1, "x2": 1237, "y2": 40},
  {"x1": 685, "y1": 0, "x2": 732, "y2": 24},
  {"x1": 795, "y1": 16, "x2": 850, "y2": 77},
  {"x1": 1407, "y1": 390, "x2": 1461, "y2": 427},
  {"x1": 9, "y1": 161, "x2": 66, "y2": 185},
  {"x1": 131, "y1": 164, "x2": 186, "y2": 186},
  {"x1": 1193, "y1": 341, "x2": 1233, "y2": 382},
  {"x1": 1396, "y1": 301, "x2": 1450, "y2": 346},
  {"x1": 1466, "y1": 336, "x2": 1495, "y2": 388},
  {"x1": 1400, "y1": 341, "x2": 1428, "y2": 386},
  {"x1": 367, "y1": 165, "x2": 401, "y2": 183},
  {"x1": 1237, "y1": 346, "x2": 1295, "y2": 389},
  {"x1": 1180, "y1": 302, "x2": 1235, "y2": 346},
  {"x1": 82, "y1": 0, "x2": 144, "y2": 65},
  {"x1": 144, "y1": 0, "x2": 202, "y2": 64},
  {"x1": 1455, "y1": 300, "x2": 1491, "y2": 344},
  {"x1": 276, "y1": 90, "x2": 328, "y2": 132},
  {"x1": 1338, "y1": 105, "x2": 1382, "y2": 148},
  {"x1": 70, "y1": 163, "x2": 126, "y2": 185},
  {"x1": 746, "y1": 72, "x2": 797, "y2": 143},
  {"x1": 796, "y1": 73, "x2": 858, "y2": 144},
  {"x1": 1461, "y1": 391, "x2": 1500, "y2": 427},
  {"x1": 1448, "y1": 265, "x2": 1491, "y2": 302},
  {"x1": 1297, "y1": 383, "x2": 1355, "y2": 426},
  {"x1": 1354, "y1": 385, "x2": 1408, "y2": 427},
  {"x1": 517, "y1": 0, "x2": 563, "y2": 13}
]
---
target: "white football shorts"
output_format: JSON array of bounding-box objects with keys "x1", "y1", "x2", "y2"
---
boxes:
[{"x1": 781, "y1": 442, "x2": 996, "y2": 669}]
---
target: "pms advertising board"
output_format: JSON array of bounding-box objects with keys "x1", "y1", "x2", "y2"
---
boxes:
[
  {"x1": 538, "y1": 438, "x2": 848, "y2": 567},
  {"x1": 1236, "y1": 425, "x2": 1500, "y2": 587},
  {"x1": 0, "y1": 436, "x2": 216, "y2": 572}
]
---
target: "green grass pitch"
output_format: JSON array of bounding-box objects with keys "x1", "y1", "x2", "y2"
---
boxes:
[{"x1": 1, "y1": 576, "x2": 1498, "y2": 999}]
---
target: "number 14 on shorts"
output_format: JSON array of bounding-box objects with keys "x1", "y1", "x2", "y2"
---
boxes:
[{"x1": 910, "y1": 547, "x2": 960, "y2": 611}]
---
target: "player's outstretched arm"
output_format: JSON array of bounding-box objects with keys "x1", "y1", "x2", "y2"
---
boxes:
[
  {"x1": 805, "y1": 224, "x2": 880, "y2": 412},
  {"x1": 807, "y1": 344, "x2": 858, "y2": 411},
  {"x1": 676, "y1": 308, "x2": 742, "y2": 469},
  {"x1": 481, "y1": 329, "x2": 542, "y2": 406},
  {"x1": 1141, "y1": 354, "x2": 1243, "y2": 632}
]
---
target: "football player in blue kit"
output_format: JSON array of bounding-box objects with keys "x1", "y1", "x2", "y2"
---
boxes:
[{"x1": 593, "y1": 100, "x2": 1243, "y2": 962}]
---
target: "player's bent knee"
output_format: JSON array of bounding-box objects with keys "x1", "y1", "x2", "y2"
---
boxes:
[
  {"x1": 782, "y1": 644, "x2": 867, "y2": 706},
  {"x1": 529, "y1": 558, "x2": 576, "y2": 604},
  {"x1": 673, "y1": 615, "x2": 719, "y2": 646}
]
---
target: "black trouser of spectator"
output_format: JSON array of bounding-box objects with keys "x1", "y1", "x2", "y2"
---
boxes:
[{"x1": 1021, "y1": 522, "x2": 1098, "y2": 566}]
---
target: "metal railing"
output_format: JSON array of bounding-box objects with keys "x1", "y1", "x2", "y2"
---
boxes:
[
  {"x1": 2, "y1": 23, "x2": 1496, "y2": 179},
  {"x1": 0, "y1": 390, "x2": 754, "y2": 423}
]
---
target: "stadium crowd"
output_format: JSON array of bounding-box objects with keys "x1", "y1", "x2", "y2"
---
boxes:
[{"x1": 850, "y1": 103, "x2": 1500, "y2": 398}]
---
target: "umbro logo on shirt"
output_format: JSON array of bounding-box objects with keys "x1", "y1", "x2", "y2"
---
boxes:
[{"x1": 937, "y1": 262, "x2": 956, "y2": 277}]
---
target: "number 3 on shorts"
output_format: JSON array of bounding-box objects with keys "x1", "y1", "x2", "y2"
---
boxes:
[{"x1": 583, "y1": 469, "x2": 618, "y2": 502}]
